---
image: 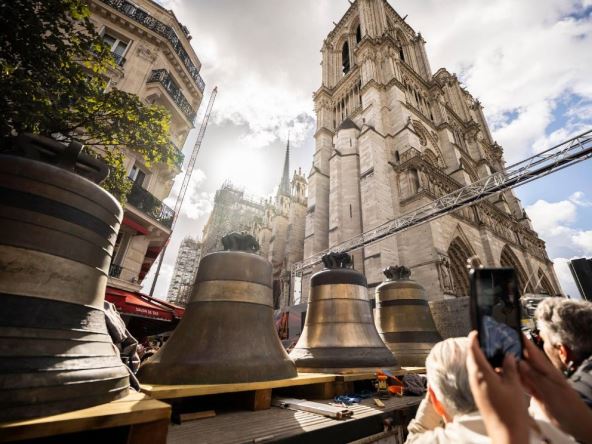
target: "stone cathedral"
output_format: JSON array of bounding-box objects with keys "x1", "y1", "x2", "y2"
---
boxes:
[{"x1": 301, "y1": 0, "x2": 561, "y2": 310}]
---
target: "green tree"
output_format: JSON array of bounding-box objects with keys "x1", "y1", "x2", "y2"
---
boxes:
[{"x1": 0, "y1": 0, "x2": 177, "y2": 197}]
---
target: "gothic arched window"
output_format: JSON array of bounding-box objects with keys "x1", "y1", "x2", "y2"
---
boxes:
[
  {"x1": 342, "y1": 41, "x2": 350, "y2": 74},
  {"x1": 500, "y1": 245, "x2": 530, "y2": 295},
  {"x1": 537, "y1": 269, "x2": 555, "y2": 295},
  {"x1": 447, "y1": 237, "x2": 474, "y2": 297},
  {"x1": 356, "y1": 25, "x2": 362, "y2": 44},
  {"x1": 399, "y1": 46, "x2": 405, "y2": 62},
  {"x1": 409, "y1": 168, "x2": 420, "y2": 193}
]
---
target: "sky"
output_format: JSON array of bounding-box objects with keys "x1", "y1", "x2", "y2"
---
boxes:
[{"x1": 143, "y1": 0, "x2": 592, "y2": 300}]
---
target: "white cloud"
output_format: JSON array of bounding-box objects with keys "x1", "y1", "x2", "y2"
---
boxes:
[
  {"x1": 398, "y1": 0, "x2": 592, "y2": 163},
  {"x1": 525, "y1": 198, "x2": 577, "y2": 237},
  {"x1": 526, "y1": 191, "x2": 592, "y2": 295},
  {"x1": 141, "y1": 262, "x2": 174, "y2": 299},
  {"x1": 570, "y1": 191, "x2": 592, "y2": 206},
  {"x1": 553, "y1": 258, "x2": 582, "y2": 298},
  {"x1": 164, "y1": 168, "x2": 212, "y2": 220},
  {"x1": 572, "y1": 230, "x2": 592, "y2": 254},
  {"x1": 182, "y1": 191, "x2": 214, "y2": 220}
]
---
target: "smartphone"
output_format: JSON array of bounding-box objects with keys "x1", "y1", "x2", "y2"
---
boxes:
[{"x1": 470, "y1": 267, "x2": 523, "y2": 368}]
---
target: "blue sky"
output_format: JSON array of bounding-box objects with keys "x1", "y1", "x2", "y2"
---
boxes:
[{"x1": 144, "y1": 0, "x2": 592, "y2": 299}]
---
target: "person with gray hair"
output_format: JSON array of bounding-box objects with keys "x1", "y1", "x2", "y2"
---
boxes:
[
  {"x1": 534, "y1": 297, "x2": 592, "y2": 408},
  {"x1": 405, "y1": 337, "x2": 573, "y2": 443}
]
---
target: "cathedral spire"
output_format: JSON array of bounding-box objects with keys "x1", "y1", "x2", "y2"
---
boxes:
[{"x1": 277, "y1": 135, "x2": 290, "y2": 197}]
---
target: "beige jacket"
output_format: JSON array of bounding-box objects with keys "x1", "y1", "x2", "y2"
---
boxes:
[{"x1": 405, "y1": 397, "x2": 575, "y2": 444}]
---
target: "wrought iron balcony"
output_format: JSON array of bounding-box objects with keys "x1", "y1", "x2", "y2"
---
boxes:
[
  {"x1": 148, "y1": 69, "x2": 196, "y2": 122},
  {"x1": 99, "y1": 0, "x2": 205, "y2": 92},
  {"x1": 126, "y1": 181, "x2": 175, "y2": 229}
]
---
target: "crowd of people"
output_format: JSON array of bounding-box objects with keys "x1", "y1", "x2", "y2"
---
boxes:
[{"x1": 405, "y1": 297, "x2": 592, "y2": 444}]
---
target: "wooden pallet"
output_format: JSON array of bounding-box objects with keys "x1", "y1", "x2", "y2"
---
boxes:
[
  {"x1": 0, "y1": 391, "x2": 171, "y2": 443},
  {"x1": 141, "y1": 373, "x2": 336, "y2": 412},
  {"x1": 167, "y1": 395, "x2": 422, "y2": 444}
]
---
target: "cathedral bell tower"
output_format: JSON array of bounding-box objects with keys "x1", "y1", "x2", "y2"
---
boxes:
[{"x1": 303, "y1": 0, "x2": 561, "y2": 312}]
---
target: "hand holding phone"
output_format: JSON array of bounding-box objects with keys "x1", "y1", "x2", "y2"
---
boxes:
[{"x1": 470, "y1": 267, "x2": 523, "y2": 368}]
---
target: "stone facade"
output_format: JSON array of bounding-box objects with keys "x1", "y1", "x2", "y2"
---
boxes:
[
  {"x1": 301, "y1": 0, "x2": 562, "y2": 311},
  {"x1": 89, "y1": 0, "x2": 205, "y2": 295},
  {"x1": 167, "y1": 237, "x2": 202, "y2": 306}
]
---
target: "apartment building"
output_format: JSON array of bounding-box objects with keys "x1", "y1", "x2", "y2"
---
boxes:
[{"x1": 89, "y1": 0, "x2": 205, "y2": 294}]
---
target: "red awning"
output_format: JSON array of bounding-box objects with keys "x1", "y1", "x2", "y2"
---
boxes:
[
  {"x1": 122, "y1": 216, "x2": 149, "y2": 235},
  {"x1": 105, "y1": 286, "x2": 184, "y2": 322}
]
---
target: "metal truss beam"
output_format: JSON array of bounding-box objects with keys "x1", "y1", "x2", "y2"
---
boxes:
[{"x1": 292, "y1": 129, "x2": 592, "y2": 275}]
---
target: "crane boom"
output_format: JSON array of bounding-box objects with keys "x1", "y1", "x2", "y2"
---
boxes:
[
  {"x1": 171, "y1": 86, "x2": 218, "y2": 229},
  {"x1": 292, "y1": 129, "x2": 592, "y2": 274},
  {"x1": 149, "y1": 87, "x2": 218, "y2": 297}
]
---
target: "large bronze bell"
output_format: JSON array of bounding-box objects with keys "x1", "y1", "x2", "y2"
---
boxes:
[
  {"x1": 138, "y1": 233, "x2": 297, "y2": 384},
  {"x1": 289, "y1": 252, "x2": 398, "y2": 373},
  {"x1": 0, "y1": 135, "x2": 130, "y2": 421},
  {"x1": 375, "y1": 266, "x2": 442, "y2": 367}
]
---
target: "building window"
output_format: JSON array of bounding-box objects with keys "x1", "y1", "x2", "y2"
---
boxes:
[
  {"x1": 409, "y1": 168, "x2": 420, "y2": 193},
  {"x1": 399, "y1": 46, "x2": 405, "y2": 62},
  {"x1": 102, "y1": 32, "x2": 129, "y2": 66},
  {"x1": 128, "y1": 163, "x2": 147, "y2": 187},
  {"x1": 342, "y1": 41, "x2": 350, "y2": 74},
  {"x1": 356, "y1": 25, "x2": 362, "y2": 44}
]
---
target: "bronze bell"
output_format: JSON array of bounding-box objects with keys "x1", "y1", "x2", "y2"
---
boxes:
[
  {"x1": 375, "y1": 266, "x2": 442, "y2": 367},
  {"x1": 289, "y1": 252, "x2": 398, "y2": 373},
  {"x1": 0, "y1": 135, "x2": 130, "y2": 421},
  {"x1": 138, "y1": 233, "x2": 297, "y2": 384}
]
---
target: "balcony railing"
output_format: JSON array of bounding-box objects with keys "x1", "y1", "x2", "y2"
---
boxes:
[
  {"x1": 148, "y1": 69, "x2": 196, "y2": 122},
  {"x1": 99, "y1": 0, "x2": 205, "y2": 92},
  {"x1": 127, "y1": 181, "x2": 175, "y2": 229}
]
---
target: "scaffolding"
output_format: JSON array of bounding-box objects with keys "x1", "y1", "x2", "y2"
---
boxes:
[{"x1": 292, "y1": 129, "x2": 592, "y2": 277}]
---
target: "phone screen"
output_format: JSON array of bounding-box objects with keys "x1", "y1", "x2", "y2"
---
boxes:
[{"x1": 470, "y1": 268, "x2": 523, "y2": 367}]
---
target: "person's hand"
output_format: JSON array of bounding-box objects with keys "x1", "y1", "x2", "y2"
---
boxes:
[
  {"x1": 518, "y1": 333, "x2": 592, "y2": 443},
  {"x1": 466, "y1": 330, "x2": 530, "y2": 444}
]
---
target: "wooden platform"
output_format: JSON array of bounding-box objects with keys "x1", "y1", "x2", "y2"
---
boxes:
[
  {"x1": 333, "y1": 367, "x2": 426, "y2": 382},
  {"x1": 0, "y1": 391, "x2": 171, "y2": 443},
  {"x1": 167, "y1": 395, "x2": 422, "y2": 444},
  {"x1": 141, "y1": 373, "x2": 335, "y2": 400}
]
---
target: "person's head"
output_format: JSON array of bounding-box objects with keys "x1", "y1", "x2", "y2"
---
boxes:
[
  {"x1": 426, "y1": 337, "x2": 476, "y2": 422},
  {"x1": 535, "y1": 297, "x2": 592, "y2": 372}
]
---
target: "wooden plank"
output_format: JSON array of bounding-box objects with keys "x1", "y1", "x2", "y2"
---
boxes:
[
  {"x1": 0, "y1": 392, "x2": 171, "y2": 443},
  {"x1": 334, "y1": 367, "x2": 426, "y2": 382},
  {"x1": 179, "y1": 410, "x2": 216, "y2": 423},
  {"x1": 141, "y1": 373, "x2": 336, "y2": 400},
  {"x1": 249, "y1": 390, "x2": 272, "y2": 411}
]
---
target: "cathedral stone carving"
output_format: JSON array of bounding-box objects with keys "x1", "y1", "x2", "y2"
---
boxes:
[{"x1": 302, "y1": 0, "x2": 561, "y2": 312}]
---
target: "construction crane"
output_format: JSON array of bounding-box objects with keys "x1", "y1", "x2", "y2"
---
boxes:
[
  {"x1": 149, "y1": 86, "x2": 218, "y2": 296},
  {"x1": 292, "y1": 129, "x2": 592, "y2": 276}
]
